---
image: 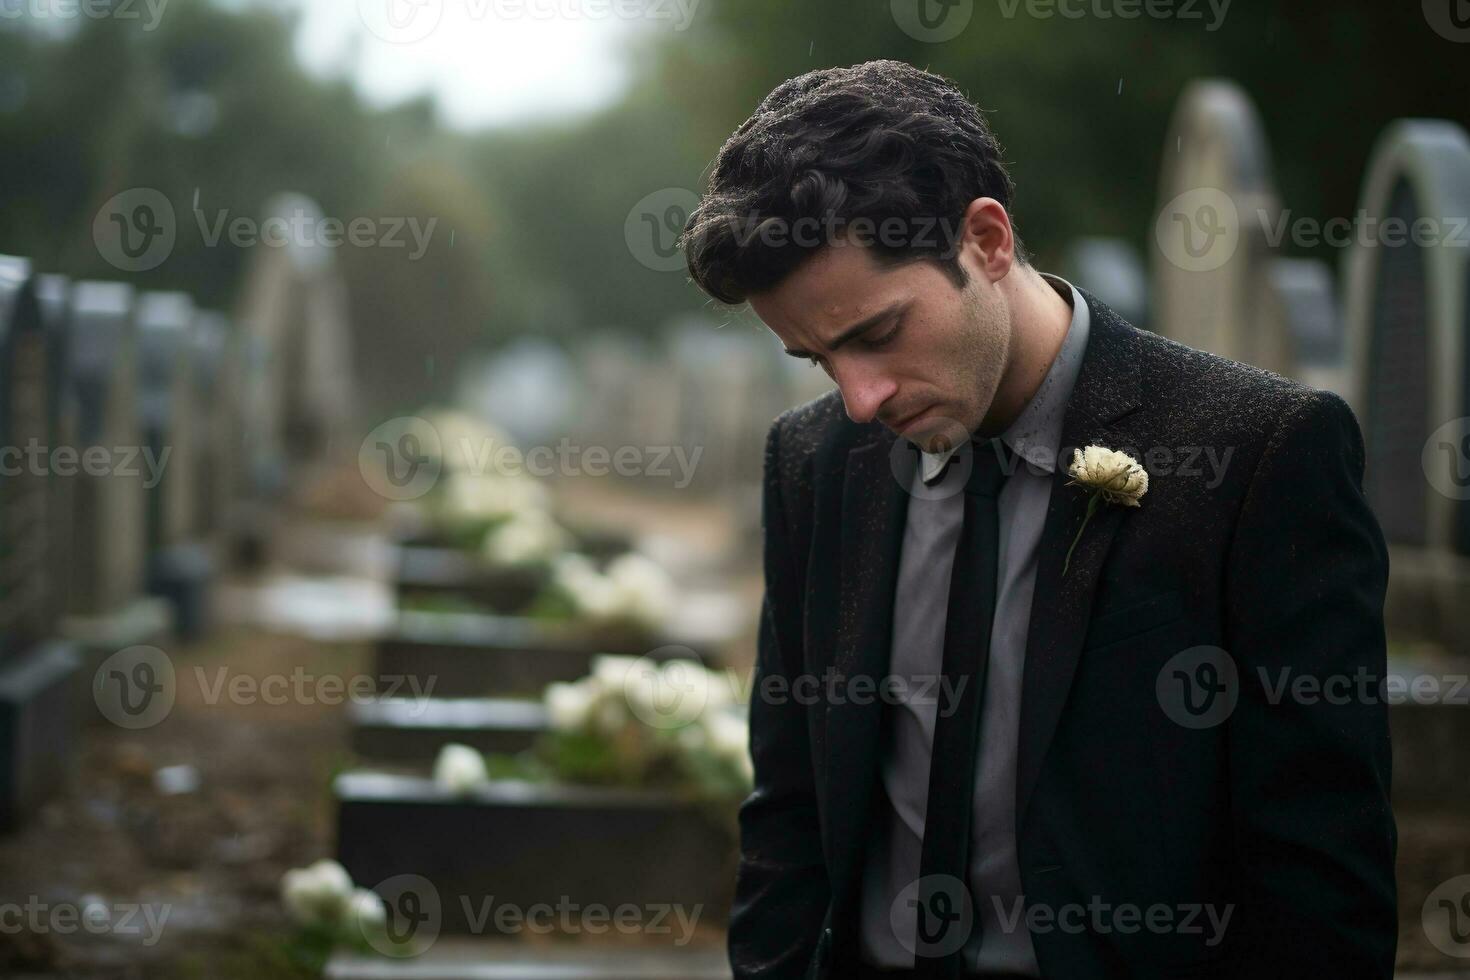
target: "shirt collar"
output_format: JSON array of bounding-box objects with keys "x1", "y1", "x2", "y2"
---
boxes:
[{"x1": 919, "y1": 272, "x2": 1091, "y2": 483}]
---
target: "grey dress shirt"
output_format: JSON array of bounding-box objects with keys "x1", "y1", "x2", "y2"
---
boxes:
[{"x1": 858, "y1": 273, "x2": 1091, "y2": 974}]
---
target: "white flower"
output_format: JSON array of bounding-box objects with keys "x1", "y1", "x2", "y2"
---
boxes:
[
  {"x1": 544, "y1": 677, "x2": 602, "y2": 732},
  {"x1": 441, "y1": 471, "x2": 549, "y2": 525},
  {"x1": 590, "y1": 654, "x2": 642, "y2": 688},
  {"x1": 422, "y1": 409, "x2": 510, "y2": 474},
  {"x1": 605, "y1": 554, "x2": 677, "y2": 632},
  {"x1": 347, "y1": 888, "x2": 387, "y2": 933},
  {"x1": 281, "y1": 859, "x2": 355, "y2": 925},
  {"x1": 432, "y1": 743, "x2": 489, "y2": 794},
  {"x1": 482, "y1": 510, "x2": 569, "y2": 567},
  {"x1": 703, "y1": 709, "x2": 753, "y2": 783},
  {"x1": 552, "y1": 554, "x2": 622, "y2": 620},
  {"x1": 1066, "y1": 445, "x2": 1148, "y2": 507}
]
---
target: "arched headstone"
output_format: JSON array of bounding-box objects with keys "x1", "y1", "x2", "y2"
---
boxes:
[
  {"x1": 1343, "y1": 120, "x2": 1470, "y2": 557},
  {"x1": 1152, "y1": 79, "x2": 1296, "y2": 376},
  {"x1": 234, "y1": 193, "x2": 356, "y2": 483}
]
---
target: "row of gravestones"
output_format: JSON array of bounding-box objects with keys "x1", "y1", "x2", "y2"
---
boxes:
[
  {"x1": 0, "y1": 262, "x2": 230, "y2": 831},
  {"x1": 1145, "y1": 89, "x2": 1470, "y2": 974},
  {"x1": 325, "y1": 537, "x2": 739, "y2": 974},
  {"x1": 1057, "y1": 83, "x2": 1470, "y2": 815},
  {"x1": 0, "y1": 194, "x2": 360, "y2": 831}
]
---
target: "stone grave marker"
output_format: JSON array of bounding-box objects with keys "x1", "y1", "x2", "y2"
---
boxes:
[
  {"x1": 189, "y1": 310, "x2": 237, "y2": 546},
  {"x1": 0, "y1": 255, "x2": 80, "y2": 830},
  {"x1": 334, "y1": 773, "x2": 734, "y2": 935},
  {"x1": 1151, "y1": 79, "x2": 1297, "y2": 377},
  {"x1": 136, "y1": 290, "x2": 214, "y2": 640},
  {"x1": 350, "y1": 697, "x2": 546, "y2": 763},
  {"x1": 1340, "y1": 118, "x2": 1470, "y2": 804},
  {"x1": 35, "y1": 274, "x2": 79, "y2": 628}
]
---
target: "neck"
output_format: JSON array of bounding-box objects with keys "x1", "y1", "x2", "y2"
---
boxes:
[{"x1": 977, "y1": 268, "x2": 1073, "y2": 437}]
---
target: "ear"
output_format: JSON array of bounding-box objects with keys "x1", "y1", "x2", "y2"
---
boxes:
[{"x1": 956, "y1": 197, "x2": 1016, "y2": 284}]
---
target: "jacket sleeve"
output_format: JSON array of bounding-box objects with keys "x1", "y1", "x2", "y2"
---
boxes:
[
  {"x1": 729, "y1": 418, "x2": 832, "y2": 979},
  {"x1": 1223, "y1": 389, "x2": 1398, "y2": 977}
]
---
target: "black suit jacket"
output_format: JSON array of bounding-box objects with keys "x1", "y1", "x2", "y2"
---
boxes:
[{"x1": 729, "y1": 290, "x2": 1397, "y2": 979}]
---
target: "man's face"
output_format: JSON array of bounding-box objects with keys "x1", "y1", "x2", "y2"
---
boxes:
[{"x1": 748, "y1": 242, "x2": 1013, "y2": 452}]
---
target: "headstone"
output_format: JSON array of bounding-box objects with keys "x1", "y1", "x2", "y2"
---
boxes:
[
  {"x1": 375, "y1": 611, "x2": 718, "y2": 698},
  {"x1": 189, "y1": 310, "x2": 237, "y2": 546},
  {"x1": 349, "y1": 697, "x2": 546, "y2": 763},
  {"x1": 1059, "y1": 237, "x2": 1149, "y2": 330},
  {"x1": 136, "y1": 290, "x2": 214, "y2": 640},
  {"x1": 1151, "y1": 79, "x2": 1297, "y2": 377},
  {"x1": 1340, "y1": 119, "x2": 1470, "y2": 657},
  {"x1": 1260, "y1": 258, "x2": 1347, "y2": 396},
  {"x1": 58, "y1": 282, "x2": 173, "y2": 706},
  {"x1": 334, "y1": 773, "x2": 734, "y2": 935},
  {"x1": 235, "y1": 193, "x2": 356, "y2": 472},
  {"x1": 0, "y1": 255, "x2": 80, "y2": 830},
  {"x1": 35, "y1": 275, "x2": 78, "y2": 629}
]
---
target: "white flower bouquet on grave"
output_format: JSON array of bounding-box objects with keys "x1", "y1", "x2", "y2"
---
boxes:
[
  {"x1": 429, "y1": 655, "x2": 752, "y2": 806},
  {"x1": 278, "y1": 858, "x2": 408, "y2": 965},
  {"x1": 528, "y1": 551, "x2": 678, "y2": 636}
]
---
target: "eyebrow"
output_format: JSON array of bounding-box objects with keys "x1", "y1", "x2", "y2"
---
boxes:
[{"x1": 782, "y1": 299, "x2": 910, "y2": 359}]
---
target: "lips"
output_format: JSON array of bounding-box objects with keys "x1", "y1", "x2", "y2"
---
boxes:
[{"x1": 888, "y1": 405, "x2": 932, "y2": 430}]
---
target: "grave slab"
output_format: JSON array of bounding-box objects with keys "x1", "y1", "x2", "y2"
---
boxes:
[
  {"x1": 351, "y1": 698, "x2": 547, "y2": 763},
  {"x1": 374, "y1": 611, "x2": 715, "y2": 698},
  {"x1": 326, "y1": 938, "x2": 730, "y2": 980},
  {"x1": 334, "y1": 773, "x2": 734, "y2": 935}
]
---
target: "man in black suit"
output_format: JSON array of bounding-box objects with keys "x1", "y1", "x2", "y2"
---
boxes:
[{"x1": 680, "y1": 60, "x2": 1396, "y2": 979}]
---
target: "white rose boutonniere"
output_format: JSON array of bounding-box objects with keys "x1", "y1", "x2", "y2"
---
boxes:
[{"x1": 1063, "y1": 445, "x2": 1148, "y2": 575}]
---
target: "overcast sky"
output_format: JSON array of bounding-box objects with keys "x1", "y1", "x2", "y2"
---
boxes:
[{"x1": 288, "y1": 0, "x2": 644, "y2": 130}]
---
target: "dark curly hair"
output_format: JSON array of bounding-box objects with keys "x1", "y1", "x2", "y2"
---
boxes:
[{"x1": 680, "y1": 59, "x2": 1026, "y2": 306}]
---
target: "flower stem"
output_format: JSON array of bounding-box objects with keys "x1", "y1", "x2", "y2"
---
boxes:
[{"x1": 1063, "y1": 492, "x2": 1102, "y2": 576}]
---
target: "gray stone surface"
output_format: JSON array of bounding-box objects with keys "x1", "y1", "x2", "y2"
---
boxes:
[
  {"x1": 326, "y1": 939, "x2": 731, "y2": 979},
  {"x1": 334, "y1": 773, "x2": 734, "y2": 935},
  {"x1": 375, "y1": 611, "x2": 714, "y2": 698},
  {"x1": 350, "y1": 697, "x2": 547, "y2": 762}
]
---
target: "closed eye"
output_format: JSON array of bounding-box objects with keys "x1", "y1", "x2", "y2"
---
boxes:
[{"x1": 863, "y1": 319, "x2": 903, "y2": 349}]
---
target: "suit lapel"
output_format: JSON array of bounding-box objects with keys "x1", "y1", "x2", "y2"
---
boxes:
[
  {"x1": 1015, "y1": 292, "x2": 1145, "y2": 828},
  {"x1": 824, "y1": 428, "x2": 909, "y2": 908}
]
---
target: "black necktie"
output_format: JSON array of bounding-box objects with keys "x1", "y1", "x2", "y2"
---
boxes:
[{"x1": 912, "y1": 436, "x2": 1011, "y2": 978}]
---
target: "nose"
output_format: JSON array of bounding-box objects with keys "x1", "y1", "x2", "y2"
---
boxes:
[{"x1": 834, "y1": 359, "x2": 898, "y2": 425}]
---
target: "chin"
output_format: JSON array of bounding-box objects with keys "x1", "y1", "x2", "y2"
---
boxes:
[{"x1": 900, "y1": 412, "x2": 969, "y2": 454}]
